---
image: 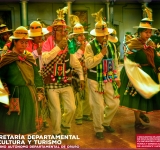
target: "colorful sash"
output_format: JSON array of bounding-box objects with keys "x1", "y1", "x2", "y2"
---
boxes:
[
  {"x1": 93, "y1": 39, "x2": 103, "y2": 93},
  {"x1": 92, "y1": 39, "x2": 119, "y2": 97}
]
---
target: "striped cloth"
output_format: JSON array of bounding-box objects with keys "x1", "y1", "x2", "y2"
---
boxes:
[{"x1": 93, "y1": 39, "x2": 104, "y2": 93}]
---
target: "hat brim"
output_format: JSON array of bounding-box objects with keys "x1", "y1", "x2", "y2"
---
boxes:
[
  {"x1": 90, "y1": 28, "x2": 113, "y2": 36},
  {"x1": 108, "y1": 35, "x2": 118, "y2": 43},
  {"x1": 28, "y1": 30, "x2": 42, "y2": 37},
  {"x1": 29, "y1": 33, "x2": 43, "y2": 37},
  {"x1": 47, "y1": 25, "x2": 72, "y2": 32},
  {"x1": 133, "y1": 26, "x2": 157, "y2": 30},
  {"x1": 10, "y1": 36, "x2": 33, "y2": 40},
  {"x1": 0, "y1": 29, "x2": 13, "y2": 34},
  {"x1": 70, "y1": 31, "x2": 88, "y2": 36}
]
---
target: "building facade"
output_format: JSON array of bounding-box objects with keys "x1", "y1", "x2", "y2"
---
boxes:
[{"x1": 0, "y1": 0, "x2": 160, "y2": 59}]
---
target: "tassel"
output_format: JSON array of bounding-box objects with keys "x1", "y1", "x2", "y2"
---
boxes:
[
  {"x1": 95, "y1": 81, "x2": 104, "y2": 94},
  {"x1": 113, "y1": 81, "x2": 120, "y2": 98}
]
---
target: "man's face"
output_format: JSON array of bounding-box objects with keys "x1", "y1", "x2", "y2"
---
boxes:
[
  {"x1": 33, "y1": 36, "x2": 43, "y2": 44},
  {"x1": 55, "y1": 26, "x2": 68, "y2": 42},
  {"x1": 77, "y1": 33, "x2": 85, "y2": 42},
  {"x1": 96, "y1": 35, "x2": 108, "y2": 45},
  {"x1": 2, "y1": 32, "x2": 11, "y2": 41}
]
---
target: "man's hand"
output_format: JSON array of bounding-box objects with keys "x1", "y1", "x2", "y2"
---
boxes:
[
  {"x1": 80, "y1": 41, "x2": 86, "y2": 51},
  {"x1": 37, "y1": 46, "x2": 42, "y2": 55},
  {"x1": 80, "y1": 80, "x2": 85, "y2": 90},
  {"x1": 101, "y1": 47, "x2": 108, "y2": 56},
  {"x1": 57, "y1": 38, "x2": 68, "y2": 49}
]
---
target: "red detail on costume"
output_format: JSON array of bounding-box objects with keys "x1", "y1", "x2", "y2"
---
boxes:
[
  {"x1": 114, "y1": 95, "x2": 120, "y2": 98},
  {"x1": 18, "y1": 55, "x2": 26, "y2": 61},
  {"x1": 57, "y1": 47, "x2": 68, "y2": 55},
  {"x1": 64, "y1": 79, "x2": 67, "y2": 83},
  {"x1": 103, "y1": 60, "x2": 107, "y2": 73},
  {"x1": 57, "y1": 65, "x2": 63, "y2": 76},
  {"x1": 6, "y1": 42, "x2": 11, "y2": 48},
  {"x1": 144, "y1": 44, "x2": 153, "y2": 49}
]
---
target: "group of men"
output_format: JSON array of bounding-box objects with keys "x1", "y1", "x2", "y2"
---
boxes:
[
  {"x1": 1, "y1": 7, "x2": 120, "y2": 140},
  {"x1": 39, "y1": 7, "x2": 120, "y2": 140}
]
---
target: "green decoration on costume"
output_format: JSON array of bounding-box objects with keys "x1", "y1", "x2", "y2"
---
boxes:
[
  {"x1": 93, "y1": 39, "x2": 120, "y2": 96},
  {"x1": 94, "y1": 39, "x2": 104, "y2": 93},
  {"x1": 113, "y1": 81, "x2": 120, "y2": 98},
  {"x1": 68, "y1": 39, "x2": 77, "y2": 54}
]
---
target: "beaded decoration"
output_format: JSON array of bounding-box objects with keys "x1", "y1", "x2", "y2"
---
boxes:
[
  {"x1": 124, "y1": 81, "x2": 137, "y2": 96},
  {"x1": 103, "y1": 59, "x2": 118, "y2": 83},
  {"x1": 103, "y1": 58, "x2": 119, "y2": 98},
  {"x1": 51, "y1": 63, "x2": 67, "y2": 83}
]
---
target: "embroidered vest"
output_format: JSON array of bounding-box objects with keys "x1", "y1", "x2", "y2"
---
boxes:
[
  {"x1": 42, "y1": 52, "x2": 72, "y2": 84},
  {"x1": 87, "y1": 41, "x2": 115, "y2": 81}
]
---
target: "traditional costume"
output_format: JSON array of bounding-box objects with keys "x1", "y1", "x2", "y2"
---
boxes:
[
  {"x1": 119, "y1": 18, "x2": 160, "y2": 112},
  {"x1": 84, "y1": 8, "x2": 120, "y2": 139},
  {"x1": 41, "y1": 7, "x2": 84, "y2": 135},
  {"x1": 69, "y1": 15, "x2": 92, "y2": 125},
  {"x1": 0, "y1": 26, "x2": 44, "y2": 134}
]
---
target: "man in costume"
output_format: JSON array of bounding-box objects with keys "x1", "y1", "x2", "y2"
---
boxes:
[
  {"x1": 84, "y1": 8, "x2": 120, "y2": 139},
  {"x1": 68, "y1": 15, "x2": 92, "y2": 125},
  {"x1": 26, "y1": 21, "x2": 44, "y2": 69},
  {"x1": 41, "y1": 7, "x2": 84, "y2": 135},
  {"x1": 0, "y1": 24, "x2": 12, "y2": 50}
]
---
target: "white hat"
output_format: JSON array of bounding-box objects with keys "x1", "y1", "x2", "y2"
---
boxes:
[
  {"x1": 42, "y1": 28, "x2": 50, "y2": 35},
  {"x1": 90, "y1": 8, "x2": 113, "y2": 37},
  {"x1": 10, "y1": 26, "x2": 32, "y2": 40}
]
